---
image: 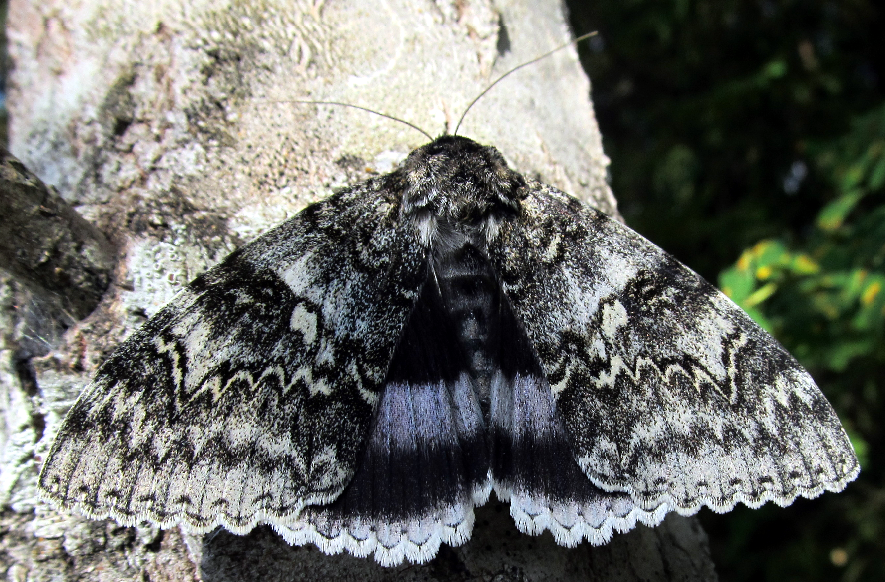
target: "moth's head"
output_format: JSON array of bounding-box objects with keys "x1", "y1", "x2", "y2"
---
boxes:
[{"x1": 398, "y1": 136, "x2": 526, "y2": 228}]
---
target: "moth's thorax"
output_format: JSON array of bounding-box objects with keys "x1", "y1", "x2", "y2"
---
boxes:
[
  {"x1": 394, "y1": 136, "x2": 524, "y2": 408},
  {"x1": 397, "y1": 136, "x2": 525, "y2": 245}
]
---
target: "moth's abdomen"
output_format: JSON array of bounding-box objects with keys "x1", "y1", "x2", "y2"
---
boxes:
[{"x1": 433, "y1": 240, "x2": 501, "y2": 406}]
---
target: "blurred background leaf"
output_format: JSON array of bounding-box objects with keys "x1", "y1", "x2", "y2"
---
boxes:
[{"x1": 567, "y1": 1, "x2": 884, "y2": 580}]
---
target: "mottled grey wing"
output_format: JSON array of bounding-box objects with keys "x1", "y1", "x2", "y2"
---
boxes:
[
  {"x1": 488, "y1": 182, "x2": 859, "y2": 515},
  {"x1": 38, "y1": 180, "x2": 429, "y2": 536}
]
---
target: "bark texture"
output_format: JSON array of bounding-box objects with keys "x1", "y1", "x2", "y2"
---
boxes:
[{"x1": 2, "y1": 0, "x2": 718, "y2": 580}]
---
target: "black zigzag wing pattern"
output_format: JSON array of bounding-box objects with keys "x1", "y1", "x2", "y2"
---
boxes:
[
  {"x1": 487, "y1": 181, "x2": 859, "y2": 515},
  {"x1": 38, "y1": 180, "x2": 429, "y2": 534}
]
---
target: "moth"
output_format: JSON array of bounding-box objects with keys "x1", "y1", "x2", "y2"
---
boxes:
[{"x1": 37, "y1": 132, "x2": 859, "y2": 566}]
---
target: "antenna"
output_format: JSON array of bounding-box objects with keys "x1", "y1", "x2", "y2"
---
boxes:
[
  {"x1": 453, "y1": 31, "x2": 598, "y2": 136},
  {"x1": 258, "y1": 31, "x2": 598, "y2": 142},
  {"x1": 258, "y1": 99, "x2": 434, "y2": 141}
]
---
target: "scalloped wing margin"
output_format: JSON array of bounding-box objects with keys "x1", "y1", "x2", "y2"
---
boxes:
[
  {"x1": 489, "y1": 182, "x2": 860, "y2": 516},
  {"x1": 272, "y1": 364, "x2": 673, "y2": 566},
  {"x1": 37, "y1": 180, "x2": 429, "y2": 536}
]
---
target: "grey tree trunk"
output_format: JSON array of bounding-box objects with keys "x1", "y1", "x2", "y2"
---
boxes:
[{"x1": 1, "y1": 0, "x2": 718, "y2": 580}]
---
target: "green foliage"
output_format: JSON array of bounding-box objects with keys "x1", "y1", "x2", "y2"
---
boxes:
[
  {"x1": 570, "y1": 0, "x2": 884, "y2": 280},
  {"x1": 714, "y1": 110, "x2": 885, "y2": 577},
  {"x1": 720, "y1": 102, "x2": 885, "y2": 458},
  {"x1": 567, "y1": 1, "x2": 885, "y2": 580}
]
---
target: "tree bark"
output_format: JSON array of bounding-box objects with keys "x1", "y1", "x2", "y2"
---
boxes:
[{"x1": 2, "y1": 0, "x2": 718, "y2": 580}]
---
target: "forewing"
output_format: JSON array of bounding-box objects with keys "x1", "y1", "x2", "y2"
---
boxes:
[
  {"x1": 38, "y1": 180, "x2": 429, "y2": 535},
  {"x1": 488, "y1": 182, "x2": 859, "y2": 514}
]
